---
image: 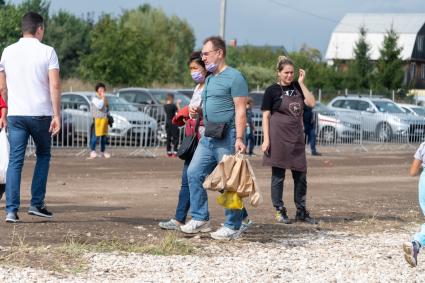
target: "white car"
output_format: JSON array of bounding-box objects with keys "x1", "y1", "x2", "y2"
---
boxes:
[
  {"x1": 314, "y1": 103, "x2": 361, "y2": 143},
  {"x1": 398, "y1": 103, "x2": 425, "y2": 118},
  {"x1": 61, "y1": 92, "x2": 158, "y2": 145},
  {"x1": 328, "y1": 96, "x2": 425, "y2": 142}
]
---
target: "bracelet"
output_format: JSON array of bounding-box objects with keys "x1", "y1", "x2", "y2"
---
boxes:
[{"x1": 236, "y1": 137, "x2": 243, "y2": 141}]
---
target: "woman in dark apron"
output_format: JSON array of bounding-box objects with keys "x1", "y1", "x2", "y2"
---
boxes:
[{"x1": 261, "y1": 56, "x2": 317, "y2": 224}]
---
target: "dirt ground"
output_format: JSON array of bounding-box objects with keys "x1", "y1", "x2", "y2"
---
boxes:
[{"x1": 0, "y1": 147, "x2": 421, "y2": 246}]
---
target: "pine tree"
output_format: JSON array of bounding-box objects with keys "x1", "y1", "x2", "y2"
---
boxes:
[
  {"x1": 375, "y1": 27, "x2": 404, "y2": 91},
  {"x1": 349, "y1": 26, "x2": 373, "y2": 90}
]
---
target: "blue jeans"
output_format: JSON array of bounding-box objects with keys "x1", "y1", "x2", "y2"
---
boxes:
[
  {"x1": 90, "y1": 127, "x2": 107, "y2": 152},
  {"x1": 6, "y1": 116, "x2": 52, "y2": 213},
  {"x1": 414, "y1": 171, "x2": 425, "y2": 246},
  {"x1": 175, "y1": 159, "x2": 191, "y2": 223},
  {"x1": 245, "y1": 129, "x2": 255, "y2": 155},
  {"x1": 304, "y1": 126, "x2": 317, "y2": 153},
  {"x1": 187, "y1": 127, "x2": 248, "y2": 230}
]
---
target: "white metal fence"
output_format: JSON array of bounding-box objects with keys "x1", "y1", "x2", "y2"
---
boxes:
[
  {"x1": 24, "y1": 104, "x2": 425, "y2": 155},
  {"x1": 250, "y1": 110, "x2": 425, "y2": 151}
]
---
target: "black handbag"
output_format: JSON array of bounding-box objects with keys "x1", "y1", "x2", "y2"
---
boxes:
[
  {"x1": 177, "y1": 117, "x2": 200, "y2": 160},
  {"x1": 204, "y1": 121, "x2": 228, "y2": 139},
  {"x1": 106, "y1": 107, "x2": 114, "y2": 127},
  {"x1": 107, "y1": 114, "x2": 114, "y2": 127}
]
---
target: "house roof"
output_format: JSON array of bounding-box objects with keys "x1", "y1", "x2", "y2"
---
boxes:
[{"x1": 325, "y1": 13, "x2": 425, "y2": 61}]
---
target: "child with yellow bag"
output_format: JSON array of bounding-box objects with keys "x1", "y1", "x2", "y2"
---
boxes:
[{"x1": 89, "y1": 83, "x2": 111, "y2": 159}]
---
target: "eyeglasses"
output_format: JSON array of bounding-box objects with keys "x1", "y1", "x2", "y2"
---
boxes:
[{"x1": 201, "y1": 49, "x2": 219, "y2": 57}]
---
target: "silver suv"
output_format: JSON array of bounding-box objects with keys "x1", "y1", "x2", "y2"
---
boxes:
[
  {"x1": 61, "y1": 92, "x2": 158, "y2": 145},
  {"x1": 328, "y1": 96, "x2": 425, "y2": 142}
]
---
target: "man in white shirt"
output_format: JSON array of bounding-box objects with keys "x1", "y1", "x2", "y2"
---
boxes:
[{"x1": 0, "y1": 12, "x2": 61, "y2": 223}]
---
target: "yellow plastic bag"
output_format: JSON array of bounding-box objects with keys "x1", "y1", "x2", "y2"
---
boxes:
[
  {"x1": 216, "y1": 191, "x2": 244, "y2": 210},
  {"x1": 95, "y1": 117, "x2": 109, "y2": 136}
]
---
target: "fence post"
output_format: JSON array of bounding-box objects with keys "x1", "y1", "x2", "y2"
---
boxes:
[
  {"x1": 392, "y1": 90, "x2": 395, "y2": 102},
  {"x1": 318, "y1": 88, "x2": 322, "y2": 103},
  {"x1": 345, "y1": 88, "x2": 348, "y2": 96},
  {"x1": 369, "y1": 89, "x2": 372, "y2": 98}
]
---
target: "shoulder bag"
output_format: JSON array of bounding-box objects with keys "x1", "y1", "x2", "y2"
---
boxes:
[{"x1": 177, "y1": 116, "x2": 200, "y2": 160}]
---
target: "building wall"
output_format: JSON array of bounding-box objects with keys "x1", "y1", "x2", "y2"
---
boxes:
[{"x1": 408, "y1": 24, "x2": 425, "y2": 89}]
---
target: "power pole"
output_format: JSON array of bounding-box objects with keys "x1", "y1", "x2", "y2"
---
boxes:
[{"x1": 219, "y1": 0, "x2": 227, "y2": 40}]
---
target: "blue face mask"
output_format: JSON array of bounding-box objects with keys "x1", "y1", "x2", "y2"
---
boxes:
[
  {"x1": 191, "y1": 71, "x2": 205, "y2": 83},
  {"x1": 206, "y1": 62, "x2": 218, "y2": 73}
]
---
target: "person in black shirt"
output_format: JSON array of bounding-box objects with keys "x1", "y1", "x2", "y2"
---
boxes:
[
  {"x1": 164, "y1": 93, "x2": 180, "y2": 157},
  {"x1": 261, "y1": 55, "x2": 318, "y2": 225},
  {"x1": 303, "y1": 105, "x2": 321, "y2": 156}
]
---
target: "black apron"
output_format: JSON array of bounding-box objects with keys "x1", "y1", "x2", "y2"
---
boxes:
[{"x1": 263, "y1": 87, "x2": 307, "y2": 172}]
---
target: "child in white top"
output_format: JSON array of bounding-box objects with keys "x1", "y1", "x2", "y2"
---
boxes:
[{"x1": 403, "y1": 142, "x2": 425, "y2": 267}]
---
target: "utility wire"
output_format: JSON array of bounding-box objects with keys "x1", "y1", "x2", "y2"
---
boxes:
[{"x1": 268, "y1": 0, "x2": 359, "y2": 29}]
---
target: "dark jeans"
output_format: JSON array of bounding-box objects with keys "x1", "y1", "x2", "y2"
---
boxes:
[
  {"x1": 90, "y1": 124, "x2": 107, "y2": 152},
  {"x1": 166, "y1": 123, "x2": 179, "y2": 153},
  {"x1": 175, "y1": 159, "x2": 191, "y2": 223},
  {"x1": 304, "y1": 126, "x2": 317, "y2": 153},
  {"x1": 271, "y1": 166, "x2": 307, "y2": 212},
  {"x1": 245, "y1": 130, "x2": 255, "y2": 155},
  {"x1": 6, "y1": 116, "x2": 52, "y2": 213}
]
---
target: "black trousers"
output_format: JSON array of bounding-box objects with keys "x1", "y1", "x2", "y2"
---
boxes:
[
  {"x1": 0, "y1": 183, "x2": 4, "y2": 200},
  {"x1": 271, "y1": 166, "x2": 307, "y2": 212},
  {"x1": 166, "y1": 123, "x2": 179, "y2": 153}
]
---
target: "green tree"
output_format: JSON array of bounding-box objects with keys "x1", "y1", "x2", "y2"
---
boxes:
[
  {"x1": 348, "y1": 27, "x2": 373, "y2": 90},
  {"x1": 226, "y1": 45, "x2": 285, "y2": 89},
  {"x1": 289, "y1": 45, "x2": 339, "y2": 91},
  {"x1": 19, "y1": 0, "x2": 49, "y2": 21},
  {"x1": 0, "y1": 0, "x2": 50, "y2": 53},
  {"x1": 78, "y1": 14, "x2": 125, "y2": 85},
  {"x1": 79, "y1": 4, "x2": 195, "y2": 86},
  {"x1": 44, "y1": 11, "x2": 92, "y2": 78},
  {"x1": 375, "y1": 27, "x2": 404, "y2": 91}
]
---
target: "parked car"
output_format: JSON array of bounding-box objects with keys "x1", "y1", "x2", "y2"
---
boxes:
[
  {"x1": 248, "y1": 91, "x2": 265, "y2": 145},
  {"x1": 117, "y1": 88, "x2": 191, "y2": 142},
  {"x1": 61, "y1": 92, "x2": 158, "y2": 145},
  {"x1": 398, "y1": 103, "x2": 425, "y2": 118},
  {"x1": 314, "y1": 102, "x2": 361, "y2": 143},
  {"x1": 175, "y1": 88, "x2": 195, "y2": 99},
  {"x1": 328, "y1": 96, "x2": 425, "y2": 142},
  {"x1": 249, "y1": 91, "x2": 264, "y2": 108},
  {"x1": 52, "y1": 111, "x2": 73, "y2": 146},
  {"x1": 117, "y1": 88, "x2": 191, "y2": 115}
]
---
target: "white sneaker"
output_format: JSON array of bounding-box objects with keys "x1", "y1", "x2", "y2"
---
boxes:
[
  {"x1": 100, "y1": 152, "x2": 111, "y2": 158},
  {"x1": 239, "y1": 219, "x2": 254, "y2": 234},
  {"x1": 211, "y1": 226, "x2": 241, "y2": 240},
  {"x1": 159, "y1": 219, "x2": 180, "y2": 230},
  {"x1": 89, "y1": 151, "x2": 97, "y2": 159},
  {"x1": 180, "y1": 219, "x2": 211, "y2": 234}
]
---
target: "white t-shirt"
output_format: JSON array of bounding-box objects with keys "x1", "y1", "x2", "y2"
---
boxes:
[
  {"x1": 415, "y1": 142, "x2": 425, "y2": 167},
  {"x1": 92, "y1": 96, "x2": 105, "y2": 110},
  {"x1": 189, "y1": 84, "x2": 203, "y2": 109},
  {"x1": 0, "y1": 38, "x2": 60, "y2": 116}
]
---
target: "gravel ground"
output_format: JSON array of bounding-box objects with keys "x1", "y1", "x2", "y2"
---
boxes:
[{"x1": 1, "y1": 230, "x2": 425, "y2": 282}]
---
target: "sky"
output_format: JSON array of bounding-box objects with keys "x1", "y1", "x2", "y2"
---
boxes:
[{"x1": 10, "y1": 0, "x2": 425, "y2": 54}]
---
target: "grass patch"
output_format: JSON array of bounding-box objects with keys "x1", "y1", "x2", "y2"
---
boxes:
[
  {"x1": 63, "y1": 232, "x2": 194, "y2": 256},
  {"x1": 0, "y1": 230, "x2": 194, "y2": 275}
]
